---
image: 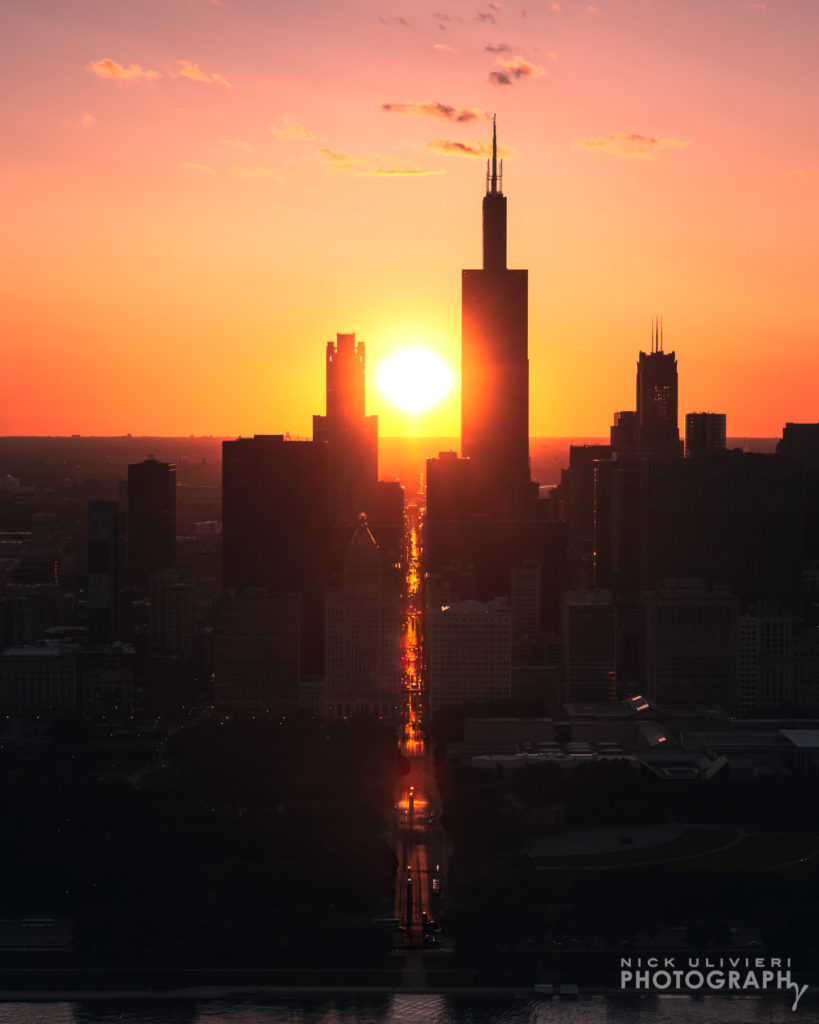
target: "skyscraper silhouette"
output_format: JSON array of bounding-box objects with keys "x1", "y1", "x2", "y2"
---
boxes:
[
  {"x1": 461, "y1": 118, "x2": 529, "y2": 512},
  {"x1": 636, "y1": 318, "x2": 682, "y2": 457},
  {"x1": 126, "y1": 458, "x2": 176, "y2": 590},
  {"x1": 685, "y1": 412, "x2": 727, "y2": 456},
  {"x1": 313, "y1": 332, "x2": 378, "y2": 526}
]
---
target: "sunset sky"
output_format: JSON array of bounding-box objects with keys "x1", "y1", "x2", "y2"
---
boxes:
[{"x1": 2, "y1": 0, "x2": 817, "y2": 438}]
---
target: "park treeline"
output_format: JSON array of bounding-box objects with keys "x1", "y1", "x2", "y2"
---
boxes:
[
  {"x1": 436, "y1": 757, "x2": 819, "y2": 965},
  {"x1": 0, "y1": 713, "x2": 406, "y2": 965}
]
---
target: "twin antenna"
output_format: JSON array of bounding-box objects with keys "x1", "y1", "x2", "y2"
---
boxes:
[
  {"x1": 485, "y1": 113, "x2": 503, "y2": 195},
  {"x1": 651, "y1": 315, "x2": 664, "y2": 353}
]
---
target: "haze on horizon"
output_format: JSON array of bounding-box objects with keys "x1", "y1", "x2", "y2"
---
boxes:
[{"x1": 2, "y1": 0, "x2": 817, "y2": 439}]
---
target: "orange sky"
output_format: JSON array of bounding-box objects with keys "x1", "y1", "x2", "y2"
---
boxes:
[{"x1": 1, "y1": 0, "x2": 817, "y2": 438}]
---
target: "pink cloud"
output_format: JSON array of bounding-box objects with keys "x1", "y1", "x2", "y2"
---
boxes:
[
  {"x1": 86, "y1": 58, "x2": 161, "y2": 81},
  {"x1": 571, "y1": 133, "x2": 691, "y2": 158},
  {"x1": 176, "y1": 58, "x2": 232, "y2": 86},
  {"x1": 381, "y1": 100, "x2": 488, "y2": 122},
  {"x1": 489, "y1": 55, "x2": 546, "y2": 85},
  {"x1": 270, "y1": 116, "x2": 314, "y2": 140},
  {"x1": 427, "y1": 139, "x2": 513, "y2": 158}
]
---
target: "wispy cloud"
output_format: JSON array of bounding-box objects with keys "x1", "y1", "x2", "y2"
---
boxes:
[
  {"x1": 485, "y1": 43, "x2": 512, "y2": 53},
  {"x1": 86, "y1": 58, "x2": 161, "y2": 81},
  {"x1": 80, "y1": 113, "x2": 97, "y2": 129},
  {"x1": 571, "y1": 133, "x2": 691, "y2": 158},
  {"x1": 489, "y1": 55, "x2": 545, "y2": 85},
  {"x1": 433, "y1": 42, "x2": 455, "y2": 51},
  {"x1": 475, "y1": 11, "x2": 497, "y2": 23},
  {"x1": 381, "y1": 100, "x2": 488, "y2": 122},
  {"x1": 218, "y1": 138, "x2": 253, "y2": 151},
  {"x1": 547, "y1": 0, "x2": 561, "y2": 11},
  {"x1": 319, "y1": 148, "x2": 355, "y2": 172},
  {"x1": 176, "y1": 58, "x2": 232, "y2": 86},
  {"x1": 378, "y1": 15, "x2": 412, "y2": 27},
  {"x1": 427, "y1": 139, "x2": 511, "y2": 158},
  {"x1": 319, "y1": 149, "x2": 442, "y2": 177},
  {"x1": 270, "y1": 116, "x2": 314, "y2": 140},
  {"x1": 433, "y1": 12, "x2": 456, "y2": 29},
  {"x1": 182, "y1": 162, "x2": 218, "y2": 173}
]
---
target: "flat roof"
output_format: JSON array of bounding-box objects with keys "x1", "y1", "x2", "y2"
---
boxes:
[{"x1": 781, "y1": 729, "x2": 819, "y2": 749}]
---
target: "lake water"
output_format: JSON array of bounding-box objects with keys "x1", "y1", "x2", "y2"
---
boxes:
[{"x1": 0, "y1": 994, "x2": 809, "y2": 1024}]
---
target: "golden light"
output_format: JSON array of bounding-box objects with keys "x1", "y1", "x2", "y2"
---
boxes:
[{"x1": 375, "y1": 347, "x2": 455, "y2": 415}]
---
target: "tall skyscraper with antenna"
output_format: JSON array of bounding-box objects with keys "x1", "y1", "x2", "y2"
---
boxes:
[
  {"x1": 461, "y1": 117, "x2": 530, "y2": 513},
  {"x1": 636, "y1": 316, "x2": 682, "y2": 458}
]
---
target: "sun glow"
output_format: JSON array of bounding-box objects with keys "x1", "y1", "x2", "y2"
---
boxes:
[{"x1": 375, "y1": 347, "x2": 455, "y2": 415}]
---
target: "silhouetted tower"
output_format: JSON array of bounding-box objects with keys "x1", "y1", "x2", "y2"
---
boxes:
[
  {"x1": 127, "y1": 458, "x2": 176, "y2": 590},
  {"x1": 636, "y1": 317, "x2": 682, "y2": 458},
  {"x1": 685, "y1": 412, "x2": 727, "y2": 456},
  {"x1": 461, "y1": 117, "x2": 529, "y2": 512},
  {"x1": 313, "y1": 332, "x2": 378, "y2": 525}
]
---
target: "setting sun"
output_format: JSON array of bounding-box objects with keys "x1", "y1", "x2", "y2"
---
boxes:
[{"x1": 375, "y1": 347, "x2": 455, "y2": 416}]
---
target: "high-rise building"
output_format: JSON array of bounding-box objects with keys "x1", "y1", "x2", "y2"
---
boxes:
[
  {"x1": 313, "y1": 332, "x2": 378, "y2": 526},
  {"x1": 738, "y1": 604, "x2": 795, "y2": 714},
  {"x1": 562, "y1": 589, "x2": 618, "y2": 702},
  {"x1": 427, "y1": 597, "x2": 512, "y2": 711},
  {"x1": 640, "y1": 579, "x2": 738, "y2": 711},
  {"x1": 461, "y1": 119, "x2": 529, "y2": 512},
  {"x1": 639, "y1": 452, "x2": 803, "y2": 610},
  {"x1": 610, "y1": 410, "x2": 638, "y2": 454},
  {"x1": 149, "y1": 570, "x2": 194, "y2": 660},
  {"x1": 685, "y1": 412, "x2": 727, "y2": 457},
  {"x1": 127, "y1": 458, "x2": 176, "y2": 590},
  {"x1": 222, "y1": 434, "x2": 328, "y2": 590},
  {"x1": 221, "y1": 434, "x2": 330, "y2": 673},
  {"x1": 212, "y1": 589, "x2": 300, "y2": 714},
  {"x1": 325, "y1": 515, "x2": 401, "y2": 719},
  {"x1": 636, "y1": 320, "x2": 682, "y2": 458},
  {"x1": 777, "y1": 422, "x2": 819, "y2": 562},
  {"x1": 561, "y1": 444, "x2": 611, "y2": 588}
]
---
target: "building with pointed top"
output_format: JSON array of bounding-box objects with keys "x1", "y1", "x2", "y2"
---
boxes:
[
  {"x1": 325, "y1": 514, "x2": 401, "y2": 718},
  {"x1": 461, "y1": 117, "x2": 530, "y2": 513}
]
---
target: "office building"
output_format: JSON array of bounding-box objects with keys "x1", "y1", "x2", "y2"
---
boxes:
[
  {"x1": 212, "y1": 589, "x2": 300, "y2": 713},
  {"x1": 640, "y1": 452, "x2": 803, "y2": 609},
  {"x1": 325, "y1": 515, "x2": 401, "y2": 718},
  {"x1": 313, "y1": 332, "x2": 378, "y2": 526},
  {"x1": 461, "y1": 119, "x2": 530, "y2": 513},
  {"x1": 562, "y1": 589, "x2": 618, "y2": 702},
  {"x1": 641, "y1": 579, "x2": 739, "y2": 711},
  {"x1": 127, "y1": 458, "x2": 176, "y2": 590},
  {"x1": 427, "y1": 597, "x2": 512, "y2": 710},
  {"x1": 685, "y1": 412, "x2": 727, "y2": 457},
  {"x1": 636, "y1": 320, "x2": 682, "y2": 458},
  {"x1": 149, "y1": 571, "x2": 194, "y2": 660},
  {"x1": 221, "y1": 434, "x2": 330, "y2": 673}
]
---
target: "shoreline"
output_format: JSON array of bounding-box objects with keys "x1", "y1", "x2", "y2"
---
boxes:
[{"x1": 0, "y1": 984, "x2": 813, "y2": 1002}]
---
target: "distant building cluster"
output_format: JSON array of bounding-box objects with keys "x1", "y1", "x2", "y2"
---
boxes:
[{"x1": 1, "y1": 125, "x2": 818, "y2": 743}]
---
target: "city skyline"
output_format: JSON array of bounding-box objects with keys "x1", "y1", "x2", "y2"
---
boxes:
[{"x1": 2, "y1": 0, "x2": 818, "y2": 438}]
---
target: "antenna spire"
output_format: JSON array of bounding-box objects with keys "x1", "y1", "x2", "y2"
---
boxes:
[{"x1": 490, "y1": 113, "x2": 499, "y2": 194}]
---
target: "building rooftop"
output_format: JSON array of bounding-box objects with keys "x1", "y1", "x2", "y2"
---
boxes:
[{"x1": 781, "y1": 729, "x2": 819, "y2": 749}]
